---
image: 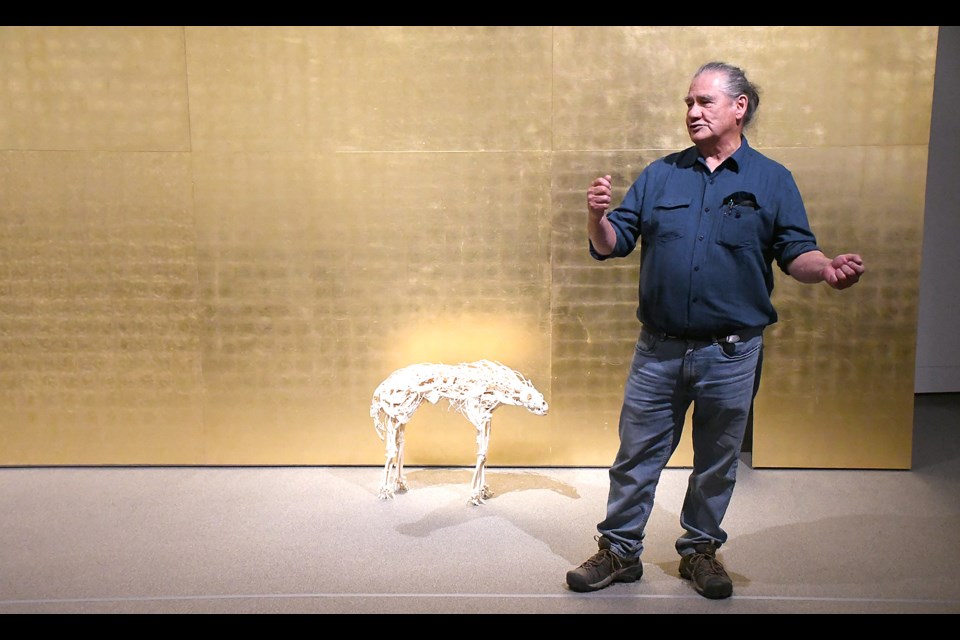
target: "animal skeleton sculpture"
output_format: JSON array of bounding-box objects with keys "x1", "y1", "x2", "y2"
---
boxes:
[{"x1": 370, "y1": 360, "x2": 549, "y2": 505}]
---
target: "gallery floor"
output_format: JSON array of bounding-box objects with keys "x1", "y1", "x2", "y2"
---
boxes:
[{"x1": 1, "y1": 392, "x2": 958, "y2": 615}]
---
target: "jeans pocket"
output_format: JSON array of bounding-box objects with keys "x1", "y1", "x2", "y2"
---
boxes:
[
  {"x1": 718, "y1": 335, "x2": 763, "y2": 360},
  {"x1": 637, "y1": 329, "x2": 659, "y2": 353}
]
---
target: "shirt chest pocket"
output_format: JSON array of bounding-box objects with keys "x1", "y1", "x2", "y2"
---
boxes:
[
  {"x1": 717, "y1": 204, "x2": 764, "y2": 249},
  {"x1": 649, "y1": 197, "x2": 692, "y2": 244}
]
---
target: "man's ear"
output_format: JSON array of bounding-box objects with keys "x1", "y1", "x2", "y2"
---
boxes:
[{"x1": 736, "y1": 94, "x2": 748, "y2": 118}]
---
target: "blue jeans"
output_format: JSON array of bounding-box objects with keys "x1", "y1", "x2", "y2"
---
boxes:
[{"x1": 598, "y1": 327, "x2": 763, "y2": 560}]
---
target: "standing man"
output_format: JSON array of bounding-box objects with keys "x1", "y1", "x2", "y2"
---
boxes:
[{"x1": 565, "y1": 61, "x2": 864, "y2": 599}]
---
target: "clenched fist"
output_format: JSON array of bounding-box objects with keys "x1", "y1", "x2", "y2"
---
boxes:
[{"x1": 587, "y1": 175, "x2": 613, "y2": 218}]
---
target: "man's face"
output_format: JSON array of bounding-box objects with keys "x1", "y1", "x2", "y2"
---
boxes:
[{"x1": 685, "y1": 70, "x2": 743, "y2": 145}]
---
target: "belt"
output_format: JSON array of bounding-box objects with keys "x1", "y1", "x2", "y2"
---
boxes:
[{"x1": 644, "y1": 326, "x2": 764, "y2": 344}]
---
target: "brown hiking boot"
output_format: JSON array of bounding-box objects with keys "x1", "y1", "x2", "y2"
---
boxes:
[
  {"x1": 679, "y1": 542, "x2": 733, "y2": 599},
  {"x1": 566, "y1": 536, "x2": 643, "y2": 592}
]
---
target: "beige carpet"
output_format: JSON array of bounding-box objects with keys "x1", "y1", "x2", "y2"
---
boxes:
[{"x1": 1, "y1": 393, "x2": 958, "y2": 614}]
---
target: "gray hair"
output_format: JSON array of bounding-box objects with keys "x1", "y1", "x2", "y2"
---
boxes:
[{"x1": 695, "y1": 61, "x2": 761, "y2": 129}]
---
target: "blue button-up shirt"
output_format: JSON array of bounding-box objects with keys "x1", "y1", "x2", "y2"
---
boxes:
[{"x1": 590, "y1": 137, "x2": 820, "y2": 337}]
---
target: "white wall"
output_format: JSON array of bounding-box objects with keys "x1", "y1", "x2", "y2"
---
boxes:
[{"x1": 916, "y1": 26, "x2": 960, "y2": 393}]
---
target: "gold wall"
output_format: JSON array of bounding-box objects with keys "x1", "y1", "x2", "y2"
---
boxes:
[{"x1": 0, "y1": 26, "x2": 937, "y2": 468}]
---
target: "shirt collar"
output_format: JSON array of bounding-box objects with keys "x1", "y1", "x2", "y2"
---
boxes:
[{"x1": 680, "y1": 135, "x2": 751, "y2": 173}]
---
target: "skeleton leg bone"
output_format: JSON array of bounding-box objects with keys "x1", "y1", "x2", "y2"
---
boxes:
[
  {"x1": 395, "y1": 425, "x2": 408, "y2": 494},
  {"x1": 468, "y1": 418, "x2": 493, "y2": 505},
  {"x1": 479, "y1": 420, "x2": 492, "y2": 499},
  {"x1": 378, "y1": 457, "x2": 397, "y2": 500},
  {"x1": 377, "y1": 418, "x2": 400, "y2": 499}
]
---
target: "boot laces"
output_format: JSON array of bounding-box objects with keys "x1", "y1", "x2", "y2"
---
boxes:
[
  {"x1": 581, "y1": 548, "x2": 618, "y2": 569},
  {"x1": 691, "y1": 552, "x2": 726, "y2": 577}
]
